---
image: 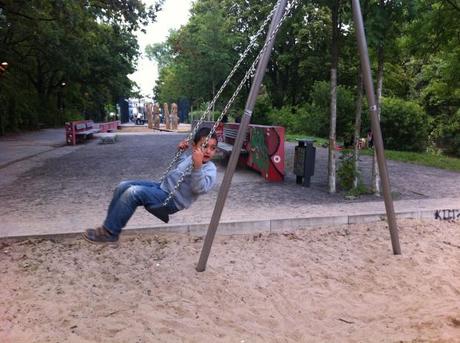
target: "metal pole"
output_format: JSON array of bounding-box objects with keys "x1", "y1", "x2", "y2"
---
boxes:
[
  {"x1": 196, "y1": 0, "x2": 288, "y2": 272},
  {"x1": 351, "y1": 0, "x2": 401, "y2": 254}
]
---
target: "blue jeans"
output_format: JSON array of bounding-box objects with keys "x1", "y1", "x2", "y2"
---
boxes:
[{"x1": 103, "y1": 180, "x2": 178, "y2": 236}]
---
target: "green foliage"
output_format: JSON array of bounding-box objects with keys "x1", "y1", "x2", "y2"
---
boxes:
[
  {"x1": 268, "y1": 106, "x2": 299, "y2": 132},
  {"x1": 307, "y1": 81, "x2": 356, "y2": 141},
  {"x1": 379, "y1": 97, "x2": 430, "y2": 152},
  {"x1": 359, "y1": 148, "x2": 460, "y2": 173},
  {"x1": 150, "y1": 0, "x2": 236, "y2": 107},
  {"x1": 337, "y1": 152, "x2": 357, "y2": 191},
  {"x1": 252, "y1": 94, "x2": 273, "y2": 125},
  {"x1": 431, "y1": 109, "x2": 460, "y2": 157},
  {"x1": 337, "y1": 151, "x2": 368, "y2": 195},
  {"x1": 263, "y1": 2, "x2": 331, "y2": 107},
  {"x1": 268, "y1": 81, "x2": 356, "y2": 140},
  {"x1": 398, "y1": 1, "x2": 459, "y2": 120},
  {"x1": 145, "y1": 41, "x2": 173, "y2": 71},
  {"x1": 285, "y1": 134, "x2": 328, "y2": 147},
  {"x1": 189, "y1": 110, "x2": 220, "y2": 123},
  {"x1": 150, "y1": 0, "x2": 457, "y2": 165},
  {"x1": 0, "y1": 0, "x2": 161, "y2": 133}
]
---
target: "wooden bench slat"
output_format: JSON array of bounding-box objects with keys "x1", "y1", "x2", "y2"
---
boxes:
[
  {"x1": 218, "y1": 142, "x2": 234, "y2": 153},
  {"x1": 217, "y1": 142, "x2": 247, "y2": 154},
  {"x1": 75, "y1": 123, "x2": 87, "y2": 130},
  {"x1": 76, "y1": 129, "x2": 96, "y2": 135}
]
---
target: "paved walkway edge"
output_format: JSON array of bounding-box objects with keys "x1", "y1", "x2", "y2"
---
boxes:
[{"x1": 2, "y1": 206, "x2": 457, "y2": 241}]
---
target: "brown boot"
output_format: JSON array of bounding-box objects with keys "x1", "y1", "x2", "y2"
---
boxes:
[{"x1": 83, "y1": 226, "x2": 119, "y2": 244}]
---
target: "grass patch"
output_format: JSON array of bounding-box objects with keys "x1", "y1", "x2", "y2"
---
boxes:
[
  {"x1": 286, "y1": 134, "x2": 328, "y2": 147},
  {"x1": 286, "y1": 133, "x2": 460, "y2": 172},
  {"x1": 358, "y1": 148, "x2": 460, "y2": 172}
]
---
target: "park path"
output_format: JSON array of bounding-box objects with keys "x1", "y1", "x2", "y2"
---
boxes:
[{"x1": 0, "y1": 127, "x2": 459, "y2": 238}]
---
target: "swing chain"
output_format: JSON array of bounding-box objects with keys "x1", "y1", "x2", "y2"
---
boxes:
[
  {"x1": 161, "y1": 0, "x2": 300, "y2": 208},
  {"x1": 158, "y1": 0, "x2": 283, "y2": 183},
  {"x1": 206, "y1": 0, "x2": 300, "y2": 147}
]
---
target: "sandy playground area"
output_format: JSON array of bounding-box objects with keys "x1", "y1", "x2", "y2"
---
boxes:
[{"x1": 1, "y1": 219, "x2": 459, "y2": 342}]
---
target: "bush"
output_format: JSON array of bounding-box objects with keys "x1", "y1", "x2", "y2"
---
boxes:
[
  {"x1": 337, "y1": 151, "x2": 369, "y2": 195},
  {"x1": 432, "y1": 109, "x2": 460, "y2": 157},
  {"x1": 189, "y1": 110, "x2": 220, "y2": 122},
  {"x1": 267, "y1": 81, "x2": 356, "y2": 139},
  {"x1": 268, "y1": 105, "x2": 302, "y2": 133},
  {"x1": 252, "y1": 94, "x2": 273, "y2": 125},
  {"x1": 379, "y1": 97, "x2": 430, "y2": 152},
  {"x1": 305, "y1": 81, "x2": 356, "y2": 141},
  {"x1": 337, "y1": 151, "x2": 358, "y2": 191}
]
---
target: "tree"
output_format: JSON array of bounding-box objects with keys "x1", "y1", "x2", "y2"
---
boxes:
[
  {"x1": 328, "y1": 0, "x2": 341, "y2": 193},
  {"x1": 364, "y1": 0, "x2": 404, "y2": 194},
  {"x1": 0, "y1": 0, "x2": 162, "y2": 133},
  {"x1": 148, "y1": 0, "x2": 236, "y2": 112}
]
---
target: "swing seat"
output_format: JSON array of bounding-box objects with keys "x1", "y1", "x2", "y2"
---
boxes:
[{"x1": 145, "y1": 205, "x2": 170, "y2": 223}]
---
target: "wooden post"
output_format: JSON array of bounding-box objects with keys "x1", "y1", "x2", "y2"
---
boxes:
[
  {"x1": 153, "y1": 103, "x2": 160, "y2": 129},
  {"x1": 171, "y1": 103, "x2": 179, "y2": 130},
  {"x1": 163, "y1": 103, "x2": 170, "y2": 130}
]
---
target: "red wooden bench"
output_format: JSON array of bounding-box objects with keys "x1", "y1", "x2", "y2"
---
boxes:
[{"x1": 65, "y1": 120, "x2": 120, "y2": 145}]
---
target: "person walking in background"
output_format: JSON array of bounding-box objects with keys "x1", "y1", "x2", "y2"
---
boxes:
[{"x1": 367, "y1": 129, "x2": 373, "y2": 149}]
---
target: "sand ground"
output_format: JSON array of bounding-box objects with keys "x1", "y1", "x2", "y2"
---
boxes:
[
  {"x1": 1, "y1": 128, "x2": 459, "y2": 342},
  {"x1": 1, "y1": 219, "x2": 459, "y2": 343}
]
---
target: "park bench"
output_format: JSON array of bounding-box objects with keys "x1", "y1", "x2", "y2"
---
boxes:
[
  {"x1": 218, "y1": 123, "x2": 285, "y2": 182},
  {"x1": 218, "y1": 123, "x2": 250, "y2": 159},
  {"x1": 98, "y1": 132, "x2": 118, "y2": 144},
  {"x1": 96, "y1": 120, "x2": 120, "y2": 144},
  {"x1": 65, "y1": 120, "x2": 120, "y2": 145}
]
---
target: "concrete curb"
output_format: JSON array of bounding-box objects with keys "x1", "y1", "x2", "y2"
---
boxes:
[{"x1": 2, "y1": 206, "x2": 456, "y2": 241}]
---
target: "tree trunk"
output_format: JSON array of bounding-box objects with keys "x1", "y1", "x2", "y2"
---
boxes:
[
  {"x1": 209, "y1": 80, "x2": 215, "y2": 121},
  {"x1": 372, "y1": 38, "x2": 384, "y2": 195},
  {"x1": 0, "y1": 84, "x2": 6, "y2": 135},
  {"x1": 328, "y1": 0, "x2": 340, "y2": 194},
  {"x1": 329, "y1": 68, "x2": 337, "y2": 193},
  {"x1": 353, "y1": 70, "x2": 363, "y2": 188}
]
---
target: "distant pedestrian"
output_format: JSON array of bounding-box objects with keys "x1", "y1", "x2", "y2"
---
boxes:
[
  {"x1": 367, "y1": 129, "x2": 373, "y2": 149},
  {"x1": 136, "y1": 112, "x2": 143, "y2": 125},
  {"x1": 0, "y1": 62, "x2": 7, "y2": 77}
]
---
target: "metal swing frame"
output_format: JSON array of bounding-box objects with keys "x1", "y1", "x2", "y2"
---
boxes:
[{"x1": 195, "y1": 0, "x2": 401, "y2": 272}]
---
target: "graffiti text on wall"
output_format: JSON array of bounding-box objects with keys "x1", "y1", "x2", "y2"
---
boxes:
[
  {"x1": 434, "y1": 209, "x2": 460, "y2": 221},
  {"x1": 250, "y1": 128, "x2": 269, "y2": 172}
]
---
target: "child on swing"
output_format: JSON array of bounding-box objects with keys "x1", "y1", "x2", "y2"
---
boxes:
[{"x1": 83, "y1": 127, "x2": 218, "y2": 244}]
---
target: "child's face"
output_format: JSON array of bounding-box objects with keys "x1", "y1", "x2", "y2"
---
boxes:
[{"x1": 196, "y1": 137, "x2": 218, "y2": 163}]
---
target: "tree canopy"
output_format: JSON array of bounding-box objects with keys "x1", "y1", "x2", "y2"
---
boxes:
[
  {"x1": 147, "y1": 0, "x2": 459, "y2": 156},
  {"x1": 0, "y1": 0, "x2": 163, "y2": 133},
  {"x1": 1, "y1": 0, "x2": 458, "y2": 157}
]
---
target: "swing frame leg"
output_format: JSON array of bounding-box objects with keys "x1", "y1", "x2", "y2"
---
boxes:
[
  {"x1": 196, "y1": 0, "x2": 289, "y2": 272},
  {"x1": 196, "y1": 0, "x2": 401, "y2": 272},
  {"x1": 351, "y1": 0, "x2": 400, "y2": 255}
]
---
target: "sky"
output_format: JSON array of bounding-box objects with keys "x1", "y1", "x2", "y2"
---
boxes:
[{"x1": 128, "y1": 0, "x2": 193, "y2": 98}]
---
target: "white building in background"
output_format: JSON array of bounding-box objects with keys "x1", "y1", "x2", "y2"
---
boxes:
[{"x1": 127, "y1": 97, "x2": 153, "y2": 121}]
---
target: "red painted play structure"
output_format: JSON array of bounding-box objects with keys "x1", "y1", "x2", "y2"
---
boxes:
[{"x1": 220, "y1": 123, "x2": 285, "y2": 182}]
